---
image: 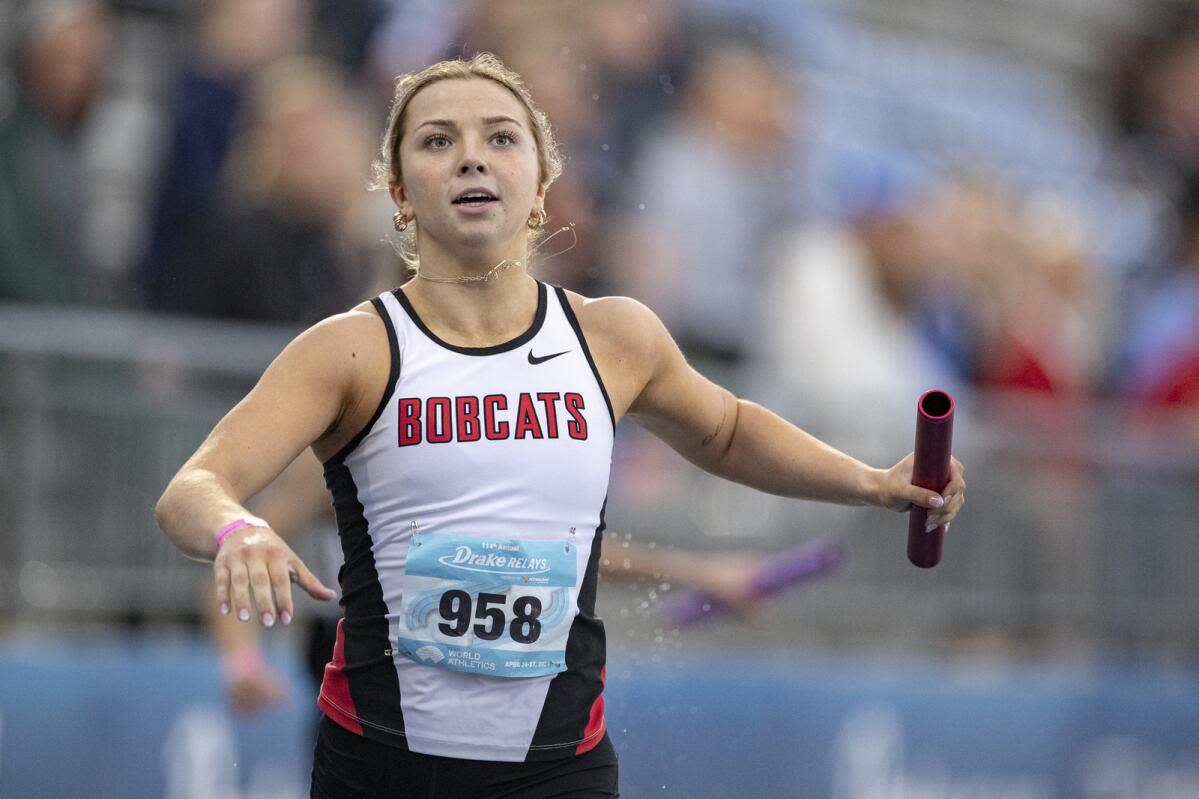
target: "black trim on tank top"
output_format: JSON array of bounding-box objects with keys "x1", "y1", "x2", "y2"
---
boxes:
[
  {"x1": 393, "y1": 280, "x2": 547, "y2": 356},
  {"x1": 527, "y1": 498, "x2": 608, "y2": 759},
  {"x1": 322, "y1": 461, "x2": 409, "y2": 745},
  {"x1": 324, "y1": 295, "x2": 402, "y2": 467},
  {"x1": 554, "y1": 286, "x2": 615, "y2": 429}
]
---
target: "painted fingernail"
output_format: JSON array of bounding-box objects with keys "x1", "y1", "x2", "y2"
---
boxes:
[
  {"x1": 219, "y1": 603, "x2": 229, "y2": 616},
  {"x1": 280, "y1": 611, "x2": 292, "y2": 625},
  {"x1": 238, "y1": 608, "x2": 250, "y2": 622},
  {"x1": 926, "y1": 520, "x2": 939, "y2": 532},
  {"x1": 929, "y1": 496, "x2": 945, "y2": 508},
  {"x1": 262, "y1": 612, "x2": 275, "y2": 628}
]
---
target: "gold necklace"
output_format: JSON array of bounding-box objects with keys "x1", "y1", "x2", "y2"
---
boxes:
[
  {"x1": 412, "y1": 224, "x2": 577, "y2": 284},
  {"x1": 415, "y1": 259, "x2": 522, "y2": 284}
]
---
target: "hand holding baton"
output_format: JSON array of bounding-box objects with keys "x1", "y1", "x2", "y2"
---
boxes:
[{"x1": 907, "y1": 389, "x2": 955, "y2": 568}]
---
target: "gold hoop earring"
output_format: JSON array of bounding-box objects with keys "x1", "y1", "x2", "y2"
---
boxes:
[
  {"x1": 528, "y1": 208, "x2": 547, "y2": 229},
  {"x1": 393, "y1": 212, "x2": 409, "y2": 232}
]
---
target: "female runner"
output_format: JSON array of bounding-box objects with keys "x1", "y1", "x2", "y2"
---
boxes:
[{"x1": 157, "y1": 53, "x2": 965, "y2": 799}]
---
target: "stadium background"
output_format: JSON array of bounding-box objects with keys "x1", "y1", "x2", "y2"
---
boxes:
[{"x1": 2, "y1": 0, "x2": 1199, "y2": 796}]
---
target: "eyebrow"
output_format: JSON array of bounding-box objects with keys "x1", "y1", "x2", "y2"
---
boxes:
[{"x1": 414, "y1": 115, "x2": 526, "y2": 132}]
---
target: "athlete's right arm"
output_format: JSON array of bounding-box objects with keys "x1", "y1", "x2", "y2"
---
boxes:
[{"x1": 155, "y1": 306, "x2": 385, "y2": 624}]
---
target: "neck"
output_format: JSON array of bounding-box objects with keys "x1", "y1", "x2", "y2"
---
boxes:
[
  {"x1": 415, "y1": 234, "x2": 530, "y2": 283},
  {"x1": 404, "y1": 265, "x2": 539, "y2": 348}
]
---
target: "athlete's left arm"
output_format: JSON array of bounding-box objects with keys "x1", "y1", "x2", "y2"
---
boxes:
[{"x1": 612, "y1": 299, "x2": 965, "y2": 526}]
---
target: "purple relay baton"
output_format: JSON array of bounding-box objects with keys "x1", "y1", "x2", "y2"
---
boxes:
[
  {"x1": 908, "y1": 389, "x2": 955, "y2": 569},
  {"x1": 667, "y1": 539, "x2": 845, "y2": 626}
]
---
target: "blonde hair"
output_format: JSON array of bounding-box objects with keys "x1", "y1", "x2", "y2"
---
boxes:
[{"x1": 371, "y1": 53, "x2": 564, "y2": 271}]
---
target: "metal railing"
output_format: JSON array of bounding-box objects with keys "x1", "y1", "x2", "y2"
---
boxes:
[{"x1": 1, "y1": 303, "x2": 1196, "y2": 663}]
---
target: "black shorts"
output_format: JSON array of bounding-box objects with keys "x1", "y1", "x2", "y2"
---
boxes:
[{"x1": 310, "y1": 715, "x2": 620, "y2": 799}]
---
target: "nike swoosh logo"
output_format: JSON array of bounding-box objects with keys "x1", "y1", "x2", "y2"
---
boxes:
[{"x1": 528, "y1": 349, "x2": 570, "y2": 365}]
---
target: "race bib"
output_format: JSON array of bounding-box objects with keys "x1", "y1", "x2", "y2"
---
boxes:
[{"x1": 394, "y1": 533, "x2": 578, "y2": 678}]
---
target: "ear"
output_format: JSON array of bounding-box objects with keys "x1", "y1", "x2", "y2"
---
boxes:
[
  {"x1": 389, "y1": 185, "x2": 409, "y2": 216},
  {"x1": 533, "y1": 182, "x2": 546, "y2": 214}
]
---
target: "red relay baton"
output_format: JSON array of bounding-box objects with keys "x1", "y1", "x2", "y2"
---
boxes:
[{"x1": 907, "y1": 389, "x2": 954, "y2": 568}]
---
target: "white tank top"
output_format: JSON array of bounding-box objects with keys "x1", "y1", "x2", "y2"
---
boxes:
[{"x1": 318, "y1": 280, "x2": 616, "y2": 762}]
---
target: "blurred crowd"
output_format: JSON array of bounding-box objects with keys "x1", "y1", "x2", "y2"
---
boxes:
[{"x1": 3, "y1": 0, "x2": 1199, "y2": 429}]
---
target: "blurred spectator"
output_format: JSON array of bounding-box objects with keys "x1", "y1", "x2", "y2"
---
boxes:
[
  {"x1": 140, "y1": 0, "x2": 310, "y2": 310},
  {"x1": 364, "y1": 2, "x2": 467, "y2": 100},
  {"x1": 308, "y1": 0, "x2": 389, "y2": 74},
  {"x1": 930, "y1": 179, "x2": 1105, "y2": 397},
  {"x1": 604, "y1": 27, "x2": 800, "y2": 367},
  {"x1": 0, "y1": 0, "x2": 111, "y2": 303},
  {"x1": 763, "y1": 162, "x2": 957, "y2": 457},
  {"x1": 580, "y1": 0, "x2": 690, "y2": 210},
  {"x1": 1113, "y1": 14, "x2": 1199, "y2": 193},
  {"x1": 1118, "y1": 180, "x2": 1199, "y2": 410},
  {"x1": 170, "y1": 57, "x2": 391, "y2": 324}
]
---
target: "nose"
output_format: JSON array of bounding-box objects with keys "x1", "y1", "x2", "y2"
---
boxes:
[{"x1": 458, "y1": 158, "x2": 487, "y2": 176}]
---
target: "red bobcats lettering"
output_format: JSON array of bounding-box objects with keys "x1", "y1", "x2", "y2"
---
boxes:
[
  {"x1": 536, "y1": 392, "x2": 561, "y2": 438},
  {"x1": 399, "y1": 398, "x2": 422, "y2": 447},
  {"x1": 427, "y1": 397, "x2": 452, "y2": 443},
  {"x1": 564, "y1": 393, "x2": 587, "y2": 440},
  {"x1": 456, "y1": 396, "x2": 480, "y2": 442},
  {"x1": 483, "y1": 394, "x2": 508, "y2": 440},
  {"x1": 398, "y1": 392, "x2": 589, "y2": 445},
  {"x1": 513, "y1": 393, "x2": 544, "y2": 439}
]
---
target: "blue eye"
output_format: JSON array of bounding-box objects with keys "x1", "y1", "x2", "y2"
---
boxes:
[
  {"x1": 425, "y1": 134, "x2": 451, "y2": 149},
  {"x1": 493, "y1": 131, "x2": 517, "y2": 146}
]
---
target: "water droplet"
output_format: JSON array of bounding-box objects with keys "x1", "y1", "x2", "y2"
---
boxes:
[
  {"x1": 601, "y1": 143, "x2": 609, "y2": 151},
  {"x1": 702, "y1": 603, "x2": 711, "y2": 612},
  {"x1": 658, "y1": 582, "x2": 671, "y2": 592},
  {"x1": 638, "y1": 203, "x2": 646, "y2": 210},
  {"x1": 591, "y1": 93, "x2": 600, "y2": 101}
]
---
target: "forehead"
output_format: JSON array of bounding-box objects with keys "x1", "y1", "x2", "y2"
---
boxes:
[{"x1": 403, "y1": 77, "x2": 531, "y2": 132}]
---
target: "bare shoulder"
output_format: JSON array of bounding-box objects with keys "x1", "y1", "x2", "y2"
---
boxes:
[
  {"x1": 561, "y1": 289, "x2": 667, "y2": 362},
  {"x1": 272, "y1": 301, "x2": 393, "y2": 458},
  {"x1": 258, "y1": 301, "x2": 391, "y2": 411},
  {"x1": 288, "y1": 301, "x2": 387, "y2": 361},
  {"x1": 560, "y1": 289, "x2": 674, "y2": 420}
]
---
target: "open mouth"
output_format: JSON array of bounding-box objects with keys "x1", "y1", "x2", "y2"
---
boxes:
[{"x1": 452, "y1": 190, "x2": 498, "y2": 207}]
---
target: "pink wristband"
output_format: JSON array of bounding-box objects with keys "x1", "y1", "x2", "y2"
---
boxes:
[
  {"x1": 215, "y1": 516, "x2": 269, "y2": 551},
  {"x1": 220, "y1": 645, "x2": 270, "y2": 682}
]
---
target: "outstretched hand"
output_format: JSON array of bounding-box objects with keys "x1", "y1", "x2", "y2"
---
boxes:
[
  {"x1": 214, "y1": 526, "x2": 336, "y2": 626},
  {"x1": 876, "y1": 452, "x2": 966, "y2": 530},
  {"x1": 687, "y1": 551, "x2": 770, "y2": 623},
  {"x1": 226, "y1": 663, "x2": 290, "y2": 713}
]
